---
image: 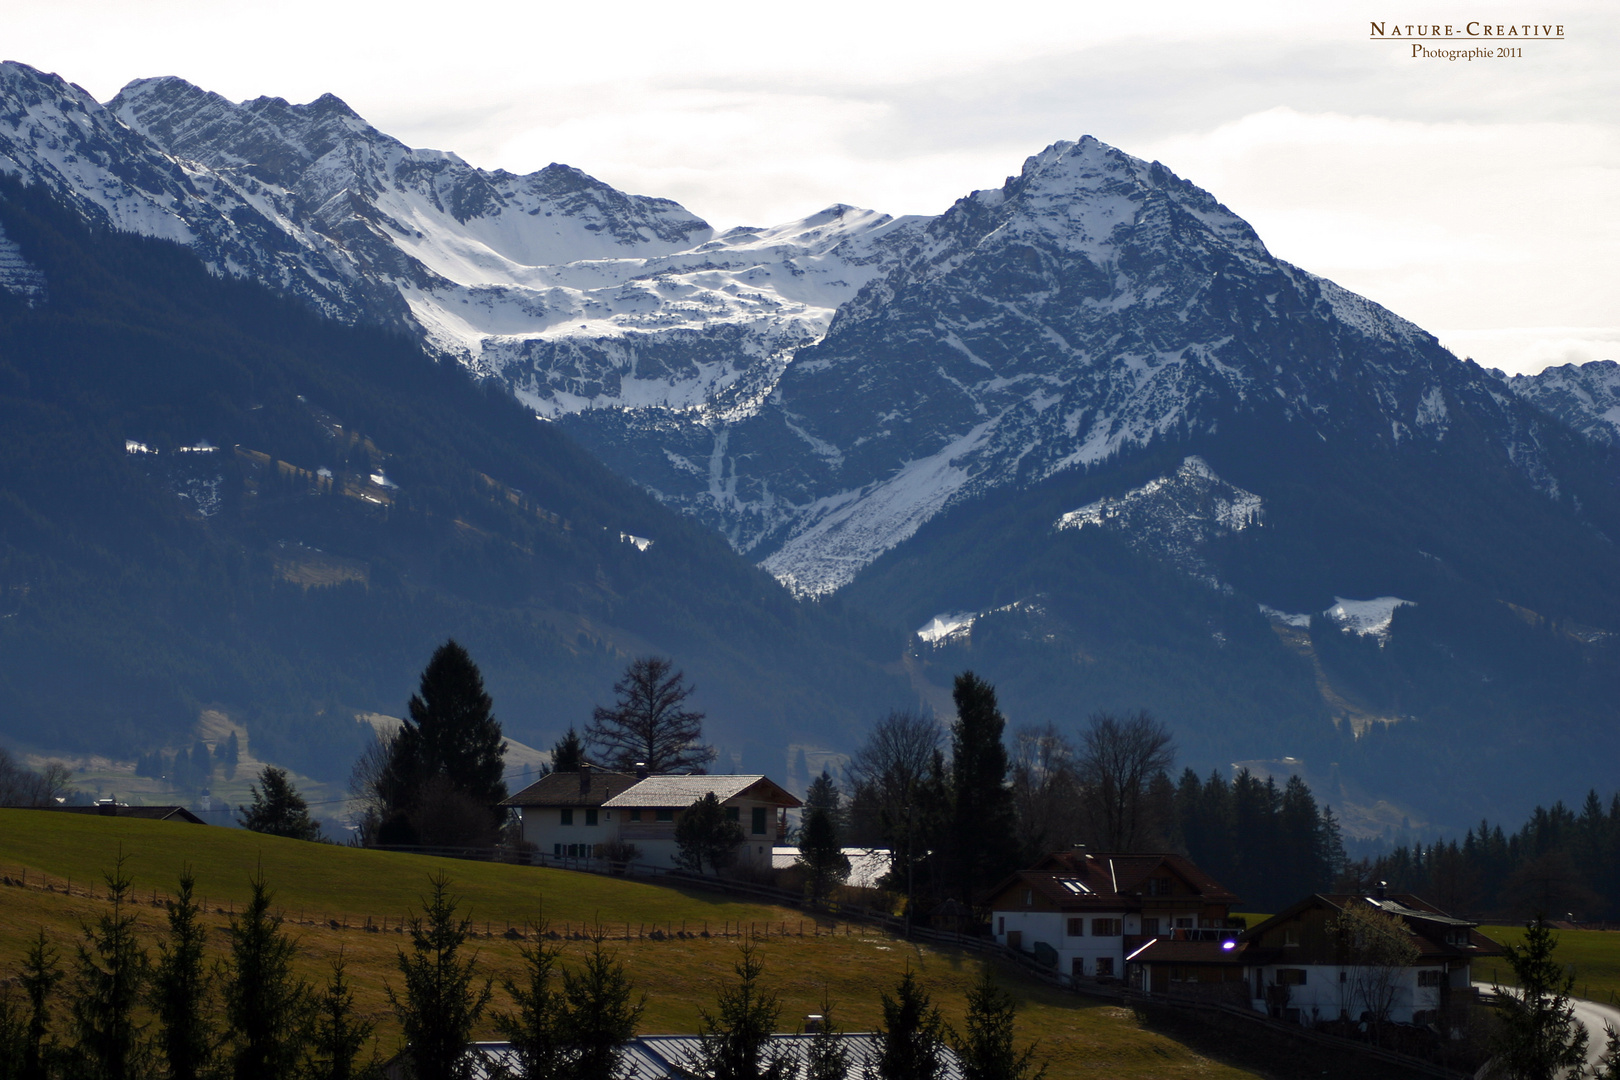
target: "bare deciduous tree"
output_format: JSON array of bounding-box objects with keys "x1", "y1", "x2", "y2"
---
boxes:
[
  {"x1": 0, "y1": 748, "x2": 73, "y2": 806},
  {"x1": 1010, "y1": 725, "x2": 1082, "y2": 863},
  {"x1": 586, "y1": 657, "x2": 714, "y2": 774},
  {"x1": 844, "y1": 710, "x2": 941, "y2": 850},
  {"x1": 1077, "y1": 711, "x2": 1174, "y2": 852},
  {"x1": 1328, "y1": 902, "x2": 1420, "y2": 1033}
]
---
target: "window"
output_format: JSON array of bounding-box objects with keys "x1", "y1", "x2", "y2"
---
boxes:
[
  {"x1": 1091, "y1": 919, "x2": 1122, "y2": 937},
  {"x1": 998, "y1": 917, "x2": 1005, "y2": 934},
  {"x1": 1282, "y1": 927, "x2": 1300, "y2": 947},
  {"x1": 585, "y1": 808, "x2": 598, "y2": 827},
  {"x1": 1141, "y1": 918, "x2": 1161, "y2": 936},
  {"x1": 1149, "y1": 877, "x2": 1172, "y2": 896},
  {"x1": 1417, "y1": 969, "x2": 1444, "y2": 987},
  {"x1": 553, "y1": 843, "x2": 562, "y2": 856},
  {"x1": 630, "y1": 809, "x2": 642, "y2": 822},
  {"x1": 1174, "y1": 917, "x2": 1194, "y2": 929},
  {"x1": 726, "y1": 806, "x2": 740, "y2": 822},
  {"x1": 560, "y1": 808, "x2": 574, "y2": 826},
  {"x1": 1024, "y1": 889, "x2": 1034, "y2": 907},
  {"x1": 656, "y1": 808, "x2": 674, "y2": 822},
  {"x1": 1095, "y1": 957, "x2": 1115, "y2": 977},
  {"x1": 1067, "y1": 918, "x2": 1084, "y2": 937},
  {"x1": 1276, "y1": 968, "x2": 1307, "y2": 986},
  {"x1": 752, "y1": 807, "x2": 768, "y2": 835}
]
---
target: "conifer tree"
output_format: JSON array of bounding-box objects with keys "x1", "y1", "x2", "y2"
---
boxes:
[
  {"x1": 948, "y1": 672, "x2": 1018, "y2": 903},
  {"x1": 871, "y1": 969, "x2": 946, "y2": 1080},
  {"x1": 950, "y1": 965, "x2": 1046, "y2": 1080},
  {"x1": 493, "y1": 921, "x2": 565, "y2": 1080},
  {"x1": 684, "y1": 939, "x2": 789, "y2": 1080},
  {"x1": 151, "y1": 869, "x2": 215, "y2": 1080},
  {"x1": 558, "y1": 929, "x2": 643, "y2": 1080},
  {"x1": 378, "y1": 641, "x2": 509, "y2": 843},
  {"x1": 804, "y1": 997, "x2": 850, "y2": 1080},
  {"x1": 548, "y1": 729, "x2": 583, "y2": 774},
  {"x1": 387, "y1": 874, "x2": 491, "y2": 1080},
  {"x1": 223, "y1": 870, "x2": 311, "y2": 1080},
  {"x1": 20, "y1": 928, "x2": 62, "y2": 1080},
  {"x1": 796, "y1": 804, "x2": 850, "y2": 904},
  {"x1": 308, "y1": 952, "x2": 378, "y2": 1080},
  {"x1": 66, "y1": 852, "x2": 150, "y2": 1080},
  {"x1": 0, "y1": 989, "x2": 25, "y2": 1080},
  {"x1": 674, "y1": 792, "x2": 746, "y2": 875},
  {"x1": 1490, "y1": 916, "x2": 1588, "y2": 1080},
  {"x1": 237, "y1": 767, "x2": 323, "y2": 841}
]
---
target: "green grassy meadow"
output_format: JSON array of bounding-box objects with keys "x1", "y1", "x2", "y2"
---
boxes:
[
  {"x1": 1475, "y1": 922, "x2": 1620, "y2": 1006},
  {"x1": 0, "y1": 811, "x2": 1281, "y2": 1080}
]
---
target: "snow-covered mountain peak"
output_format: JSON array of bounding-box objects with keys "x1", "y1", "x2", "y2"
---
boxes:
[{"x1": 1505, "y1": 359, "x2": 1620, "y2": 446}]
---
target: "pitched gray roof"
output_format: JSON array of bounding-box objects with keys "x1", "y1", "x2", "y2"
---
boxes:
[
  {"x1": 459, "y1": 1036, "x2": 962, "y2": 1080},
  {"x1": 602, "y1": 775, "x2": 800, "y2": 809},
  {"x1": 500, "y1": 769, "x2": 639, "y2": 808}
]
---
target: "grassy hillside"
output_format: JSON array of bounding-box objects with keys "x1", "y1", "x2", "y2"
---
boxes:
[{"x1": 0, "y1": 811, "x2": 1433, "y2": 1079}]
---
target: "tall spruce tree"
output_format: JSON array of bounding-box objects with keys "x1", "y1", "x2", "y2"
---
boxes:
[
  {"x1": 379, "y1": 641, "x2": 509, "y2": 844},
  {"x1": 797, "y1": 804, "x2": 851, "y2": 904},
  {"x1": 237, "y1": 767, "x2": 322, "y2": 841},
  {"x1": 548, "y1": 729, "x2": 584, "y2": 774},
  {"x1": 674, "y1": 792, "x2": 746, "y2": 876},
  {"x1": 308, "y1": 952, "x2": 377, "y2": 1080},
  {"x1": 950, "y1": 965, "x2": 1046, "y2": 1080},
  {"x1": 223, "y1": 870, "x2": 311, "y2": 1080},
  {"x1": 66, "y1": 852, "x2": 149, "y2": 1080},
  {"x1": 804, "y1": 997, "x2": 849, "y2": 1080},
  {"x1": 684, "y1": 939, "x2": 789, "y2": 1080},
  {"x1": 948, "y1": 673, "x2": 1018, "y2": 904},
  {"x1": 558, "y1": 929, "x2": 643, "y2": 1080},
  {"x1": 1491, "y1": 916, "x2": 1588, "y2": 1080},
  {"x1": 151, "y1": 869, "x2": 215, "y2": 1080},
  {"x1": 19, "y1": 928, "x2": 62, "y2": 1080},
  {"x1": 871, "y1": 969, "x2": 947, "y2": 1080},
  {"x1": 387, "y1": 874, "x2": 491, "y2": 1080},
  {"x1": 493, "y1": 923, "x2": 565, "y2": 1080}
]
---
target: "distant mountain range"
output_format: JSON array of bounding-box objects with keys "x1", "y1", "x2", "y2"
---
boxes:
[{"x1": 2, "y1": 60, "x2": 1616, "y2": 831}]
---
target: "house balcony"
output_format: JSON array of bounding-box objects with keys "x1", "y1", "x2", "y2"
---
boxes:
[{"x1": 1124, "y1": 927, "x2": 1242, "y2": 952}]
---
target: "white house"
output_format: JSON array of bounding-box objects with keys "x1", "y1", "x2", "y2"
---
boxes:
[
  {"x1": 985, "y1": 850, "x2": 1242, "y2": 985},
  {"x1": 501, "y1": 765, "x2": 641, "y2": 858},
  {"x1": 501, "y1": 767, "x2": 800, "y2": 873},
  {"x1": 1237, "y1": 890, "x2": 1503, "y2": 1028},
  {"x1": 602, "y1": 774, "x2": 799, "y2": 872}
]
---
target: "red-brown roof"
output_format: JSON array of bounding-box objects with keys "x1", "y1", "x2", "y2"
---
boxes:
[
  {"x1": 1125, "y1": 938, "x2": 1248, "y2": 965},
  {"x1": 986, "y1": 851, "x2": 1240, "y2": 910}
]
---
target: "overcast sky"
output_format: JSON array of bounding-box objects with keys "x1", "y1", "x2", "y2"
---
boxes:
[{"x1": 9, "y1": 0, "x2": 1616, "y2": 375}]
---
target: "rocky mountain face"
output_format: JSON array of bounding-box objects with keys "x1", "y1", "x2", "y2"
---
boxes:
[
  {"x1": 4, "y1": 61, "x2": 1619, "y2": 828},
  {"x1": 1506, "y1": 360, "x2": 1620, "y2": 446}
]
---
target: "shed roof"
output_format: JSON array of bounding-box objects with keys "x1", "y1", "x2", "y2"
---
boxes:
[{"x1": 603, "y1": 775, "x2": 800, "y2": 809}]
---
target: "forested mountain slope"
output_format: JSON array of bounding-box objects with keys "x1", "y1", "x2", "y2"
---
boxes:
[{"x1": 0, "y1": 177, "x2": 912, "y2": 779}]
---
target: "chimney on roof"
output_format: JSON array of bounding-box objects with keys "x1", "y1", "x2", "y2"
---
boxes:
[
  {"x1": 581, "y1": 761, "x2": 591, "y2": 793},
  {"x1": 805, "y1": 1015, "x2": 824, "y2": 1034},
  {"x1": 635, "y1": 762, "x2": 648, "y2": 780},
  {"x1": 1375, "y1": 880, "x2": 1387, "y2": 900}
]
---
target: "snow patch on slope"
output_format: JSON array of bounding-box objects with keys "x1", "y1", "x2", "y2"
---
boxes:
[{"x1": 1322, "y1": 596, "x2": 1413, "y2": 642}]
